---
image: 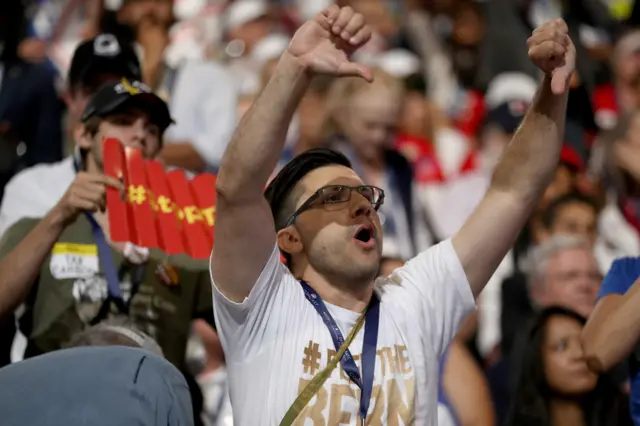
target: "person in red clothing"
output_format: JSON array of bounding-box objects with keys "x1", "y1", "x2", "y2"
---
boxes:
[{"x1": 395, "y1": 73, "x2": 477, "y2": 185}]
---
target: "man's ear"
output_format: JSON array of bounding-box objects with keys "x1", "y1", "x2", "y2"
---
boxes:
[
  {"x1": 76, "y1": 124, "x2": 92, "y2": 150},
  {"x1": 276, "y1": 227, "x2": 303, "y2": 257}
]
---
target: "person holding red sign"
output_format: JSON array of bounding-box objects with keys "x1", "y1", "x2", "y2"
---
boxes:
[
  {"x1": 0, "y1": 79, "x2": 214, "y2": 371},
  {"x1": 210, "y1": 5, "x2": 576, "y2": 425}
]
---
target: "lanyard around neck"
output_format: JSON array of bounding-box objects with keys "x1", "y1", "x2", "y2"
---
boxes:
[
  {"x1": 72, "y1": 157, "x2": 123, "y2": 301},
  {"x1": 299, "y1": 280, "x2": 380, "y2": 423}
]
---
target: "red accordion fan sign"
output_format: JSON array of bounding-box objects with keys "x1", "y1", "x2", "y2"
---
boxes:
[{"x1": 103, "y1": 138, "x2": 216, "y2": 259}]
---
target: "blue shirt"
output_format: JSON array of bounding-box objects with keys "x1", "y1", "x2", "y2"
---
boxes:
[
  {"x1": 0, "y1": 346, "x2": 193, "y2": 426},
  {"x1": 598, "y1": 257, "x2": 640, "y2": 425}
]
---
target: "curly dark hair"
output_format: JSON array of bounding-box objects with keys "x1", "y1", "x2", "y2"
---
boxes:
[{"x1": 505, "y1": 307, "x2": 631, "y2": 426}]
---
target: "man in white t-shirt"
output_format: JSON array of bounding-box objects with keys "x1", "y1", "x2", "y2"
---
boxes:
[{"x1": 210, "y1": 6, "x2": 576, "y2": 425}]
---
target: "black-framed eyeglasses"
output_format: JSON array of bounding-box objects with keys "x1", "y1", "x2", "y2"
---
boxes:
[{"x1": 283, "y1": 184, "x2": 385, "y2": 228}]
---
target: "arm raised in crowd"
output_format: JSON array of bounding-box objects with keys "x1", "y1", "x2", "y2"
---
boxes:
[
  {"x1": 582, "y1": 259, "x2": 640, "y2": 373},
  {"x1": 452, "y1": 19, "x2": 575, "y2": 297},
  {"x1": 211, "y1": 5, "x2": 372, "y2": 302},
  {"x1": 0, "y1": 173, "x2": 120, "y2": 318},
  {"x1": 444, "y1": 340, "x2": 495, "y2": 426}
]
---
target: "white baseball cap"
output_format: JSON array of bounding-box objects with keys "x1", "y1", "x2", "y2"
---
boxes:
[
  {"x1": 485, "y1": 72, "x2": 538, "y2": 109},
  {"x1": 225, "y1": 0, "x2": 269, "y2": 32},
  {"x1": 376, "y1": 49, "x2": 421, "y2": 79},
  {"x1": 250, "y1": 33, "x2": 290, "y2": 65}
]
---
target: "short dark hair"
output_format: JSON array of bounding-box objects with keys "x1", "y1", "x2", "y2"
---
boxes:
[
  {"x1": 264, "y1": 148, "x2": 352, "y2": 265},
  {"x1": 404, "y1": 73, "x2": 427, "y2": 95},
  {"x1": 541, "y1": 192, "x2": 599, "y2": 230},
  {"x1": 82, "y1": 116, "x2": 103, "y2": 137}
]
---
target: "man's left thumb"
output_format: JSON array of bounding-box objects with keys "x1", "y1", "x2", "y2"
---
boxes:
[{"x1": 550, "y1": 67, "x2": 572, "y2": 95}]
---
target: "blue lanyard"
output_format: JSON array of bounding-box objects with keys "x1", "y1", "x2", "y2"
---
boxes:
[
  {"x1": 72, "y1": 157, "x2": 123, "y2": 301},
  {"x1": 86, "y1": 214, "x2": 124, "y2": 300},
  {"x1": 300, "y1": 280, "x2": 380, "y2": 422}
]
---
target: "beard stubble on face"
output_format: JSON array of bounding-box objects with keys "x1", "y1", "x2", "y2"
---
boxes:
[{"x1": 307, "y1": 228, "x2": 381, "y2": 289}]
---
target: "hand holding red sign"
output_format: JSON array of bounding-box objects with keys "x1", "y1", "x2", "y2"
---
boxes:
[
  {"x1": 52, "y1": 171, "x2": 123, "y2": 225},
  {"x1": 102, "y1": 138, "x2": 216, "y2": 259}
]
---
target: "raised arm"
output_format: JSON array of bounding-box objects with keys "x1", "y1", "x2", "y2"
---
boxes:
[
  {"x1": 444, "y1": 340, "x2": 495, "y2": 426},
  {"x1": 452, "y1": 19, "x2": 576, "y2": 297},
  {"x1": 211, "y1": 5, "x2": 372, "y2": 302},
  {"x1": 582, "y1": 258, "x2": 640, "y2": 373}
]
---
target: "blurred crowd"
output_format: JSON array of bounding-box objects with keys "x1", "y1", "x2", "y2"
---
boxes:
[{"x1": 2, "y1": 0, "x2": 640, "y2": 425}]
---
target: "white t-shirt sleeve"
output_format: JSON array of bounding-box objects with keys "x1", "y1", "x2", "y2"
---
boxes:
[
  {"x1": 210, "y1": 243, "x2": 299, "y2": 360},
  {"x1": 389, "y1": 238, "x2": 475, "y2": 357}
]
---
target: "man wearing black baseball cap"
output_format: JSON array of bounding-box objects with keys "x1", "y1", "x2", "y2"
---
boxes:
[
  {"x1": 81, "y1": 78, "x2": 173, "y2": 135},
  {"x1": 76, "y1": 78, "x2": 173, "y2": 162},
  {"x1": 64, "y1": 33, "x2": 142, "y2": 146},
  {"x1": 77, "y1": 77, "x2": 173, "y2": 167},
  {"x1": 0, "y1": 78, "x2": 214, "y2": 372},
  {"x1": 68, "y1": 33, "x2": 141, "y2": 93}
]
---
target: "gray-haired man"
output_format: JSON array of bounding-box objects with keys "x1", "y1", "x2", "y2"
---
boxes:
[{"x1": 527, "y1": 234, "x2": 601, "y2": 318}]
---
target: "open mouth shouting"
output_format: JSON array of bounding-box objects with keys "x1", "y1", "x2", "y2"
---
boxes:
[{"x1": 353, "y1": 224, "x2": 377, "y2": 249}]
